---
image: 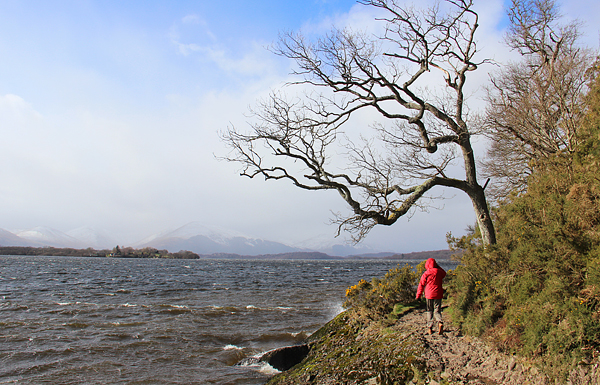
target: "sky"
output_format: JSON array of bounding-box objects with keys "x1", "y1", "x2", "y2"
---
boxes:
[{"x1": 0, "y1": 0, "x2": 599, "y2": 253}]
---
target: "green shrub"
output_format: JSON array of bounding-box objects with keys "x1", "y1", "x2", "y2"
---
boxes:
[
  {"x1": 344, "y1": 264, "x2": 419, "y2": 318},
  {"x1": 446, "y1": 116, "x2": 600, "y2": 379}
]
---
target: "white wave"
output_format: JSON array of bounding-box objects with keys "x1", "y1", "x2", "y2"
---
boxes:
[
  {"x1": 237, "y1": 355, "x2": 281, "y2": 375},
  {"x1": 158, "y1": 304, "x2": 188, "y2": 309},
  {"x1": 327, "y1": 302, "x2": 345, "y2": 320},
  {"x1": 223, "y1": 344, "x2": 242, "y2": 351},
  {"x1": 244, "y1": 305, "x2": 294, "y2": 312},
  {"x1": 257, "y1": 362, "x2": 280, "y2": 375},
  {"x1": 78, "y1": 302, "x2": 99, "y2": 306}
]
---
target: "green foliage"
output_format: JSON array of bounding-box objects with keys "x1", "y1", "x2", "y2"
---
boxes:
[
  {"x1": 344, "y1": 264, "x2": 419, "y2": 319},
  {"x1": 447, "y1": 72, "x2": 600, "y2": 379}
]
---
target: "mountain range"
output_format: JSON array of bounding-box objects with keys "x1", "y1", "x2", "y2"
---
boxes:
[{"x1": 0, "y1": 222, "x2": 381, "y2": 257}]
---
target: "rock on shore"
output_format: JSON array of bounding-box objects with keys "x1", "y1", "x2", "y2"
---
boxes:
[{"x1": 260, "y1": 344, "x2": 310, "y2": 371}]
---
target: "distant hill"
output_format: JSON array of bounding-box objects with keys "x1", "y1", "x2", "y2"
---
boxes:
[
  {"x1": 15, "y1": 226, "x2": 86, "y2": 248},
  {"x1": 196, "y1": 250, "x2": 459, "y2": 260},
  {"x1": 0, "y1": 226, "x2": 115, "y2": 249},
  {"x1": 343, "y1": 249, "x2": 458, "y2": 260},
  {"x1": 382, "y1": 249, "x2": 461, "y2": 260},
  {"x1": 0, "y1": 222, "x2": 459, "y2": 260},
  {"x1": 66, "y1": 226, "x2": 118, "y2": 249},
  {"x1": 200, "y1": 252, "x2": 340, "y2": 260},
  {"x1": 135, "y1": 222, "x2": 305, "y2": 256},
  {"x1": 0, "y1": 228, "x2": 38, "y2": 247}
]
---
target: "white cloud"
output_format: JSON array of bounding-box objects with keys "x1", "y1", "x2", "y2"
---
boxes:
[
  {"x1": 169, "y1": 18, "x2": 279, "y2": 79},
  {"x1": 170, "y1": 14, "x2": 218, "y2": 57},
  {"x1": 182, "y1": 14, "x2": 200, "y2": 24},
  {"x1": 200, "y1": 42, "x2": 282, "y2": 77},
  {"x1": 175, "y1": 41, "x2": 203, "y2": 56},
  {"x1": 0, "y1": 94, "x2": 42, "y2": 122}
]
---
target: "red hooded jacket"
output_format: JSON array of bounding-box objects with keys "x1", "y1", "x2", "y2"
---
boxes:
[{"x1": 416, "y1": 258, "x2": 446, "y2": 300}]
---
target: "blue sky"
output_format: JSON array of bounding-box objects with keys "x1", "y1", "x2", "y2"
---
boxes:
[{"x1": 0, "y1": 0, "x2": 598, "y2": 252}]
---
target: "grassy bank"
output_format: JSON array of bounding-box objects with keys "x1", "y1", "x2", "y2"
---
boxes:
[{"x1": 266, "y1": 307, "x2": 424, "y2": 385}]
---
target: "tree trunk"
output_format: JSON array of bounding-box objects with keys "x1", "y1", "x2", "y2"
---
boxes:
[
  {"x1": 468, "y1": 185, "x2": 496, "y2": 246},
  {"x1": 461, "y1": 134, "x2": 497, "y2": 246}
]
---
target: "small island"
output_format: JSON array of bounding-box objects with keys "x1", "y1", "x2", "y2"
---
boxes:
[{"x1": 0, "y1": 245, "x2": 199, "y2": 259}]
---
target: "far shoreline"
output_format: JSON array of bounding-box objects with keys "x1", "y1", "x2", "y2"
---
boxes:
[{"x1": 0, "y1": 246, "x2": 459, "y2": 261}]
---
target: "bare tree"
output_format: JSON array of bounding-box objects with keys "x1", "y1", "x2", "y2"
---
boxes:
[
  {"x1": 222, "y1": 0, "x2": 497, "y2": 245},
  {"x1": 482, "y1": 0, "x2": 596, "y2": 200}
]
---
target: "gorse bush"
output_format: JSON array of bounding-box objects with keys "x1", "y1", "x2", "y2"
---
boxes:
[
  {"x1": 344, "y1": 264, "x2": 419, "y2": 318},
  {"x1": 448, "y1": 186, "x2": 600, "y2": 377},
  {"x1": 447, "y1": 72, "x2": 600, "y2": 379}
]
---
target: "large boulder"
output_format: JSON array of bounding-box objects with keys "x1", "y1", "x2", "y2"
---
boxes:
[{"x1": 260, "y1": 344, "x2": 310, "y2": 371}]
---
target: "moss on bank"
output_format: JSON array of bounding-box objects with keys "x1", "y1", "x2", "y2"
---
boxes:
[{"x1": 266, "y1": 308, "x2": 424, "y2": 385}]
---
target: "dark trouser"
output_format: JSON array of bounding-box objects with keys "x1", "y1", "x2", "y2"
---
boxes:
[{"x1": 426, "y1": 298, "x2": 443, "y2": 328}]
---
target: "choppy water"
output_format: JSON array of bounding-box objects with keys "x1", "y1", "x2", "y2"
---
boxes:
[{"x1": 0, "y1": 256, "x2": 456, "y2": 384}]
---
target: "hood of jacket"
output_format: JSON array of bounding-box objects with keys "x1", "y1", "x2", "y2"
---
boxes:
[{"x1": 425, "y1": 258, "x2": 438, "y2": 270}]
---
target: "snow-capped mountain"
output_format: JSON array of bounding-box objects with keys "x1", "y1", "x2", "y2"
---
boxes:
[
  {"x1": 66, "y1": 226, "x2": 118, "y2": 249},
  {"x1": 136, "y1": 222, "x2": 304, "y2": 256},
  {"x1": 16, "y1": 226, "x2": 87, "y2": 248},
  {"x1": 0, "y1": 228, "x2": 39, "y2": 247},
  {"x1": 0, "y1": 222, "x2": 376, "y2": 256},
  {"x1": 0, "y1": 226, "x2": 113, "y2": 249},
  {"x1": 136, "y1": 222, "x2": 247, "y2": 246}
]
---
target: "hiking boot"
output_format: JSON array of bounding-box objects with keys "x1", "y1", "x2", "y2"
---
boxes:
[{"x1": 438, "y1": 322, "x2": 444, "y2": 335}]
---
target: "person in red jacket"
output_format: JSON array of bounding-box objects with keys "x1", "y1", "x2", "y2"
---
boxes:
[{"x1": 416, "y1": 258, "x2": 447, "y2": 335}]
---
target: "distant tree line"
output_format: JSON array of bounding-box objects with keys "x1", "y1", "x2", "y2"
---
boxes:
[
  {"x1": 0, "y1": 246, "x2": 200, "y2": 259},
  {"x1": 384, "y1": 249, "x2": 458, "y2": 261}
]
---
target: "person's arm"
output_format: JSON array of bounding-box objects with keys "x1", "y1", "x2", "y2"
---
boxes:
[{"x1": 416, "y1": 272, "x2": 427, "y2": 299}]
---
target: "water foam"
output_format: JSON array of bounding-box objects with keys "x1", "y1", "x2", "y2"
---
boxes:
[
  {"x1": 257, "y1": 362, "x2": 280, "y2": 375},
  {"x1": 327, "y1": 302, "x2": 345, "y2": 320}
]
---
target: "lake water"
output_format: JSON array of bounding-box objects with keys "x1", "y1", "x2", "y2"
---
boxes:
[{"x1": 0, "y1": 256, "x2": 457, "y2": 384}]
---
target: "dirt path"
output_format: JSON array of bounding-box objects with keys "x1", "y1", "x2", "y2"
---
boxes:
[{"x1": 393, "y1": 308, "x2": 560, "y2": 385}]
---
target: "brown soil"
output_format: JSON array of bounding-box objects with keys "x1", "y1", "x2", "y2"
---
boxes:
[{"x1": 397, "y1": 308, "x2": 600, "y2": 385}]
